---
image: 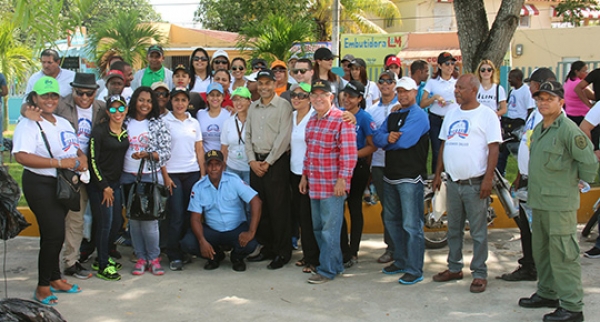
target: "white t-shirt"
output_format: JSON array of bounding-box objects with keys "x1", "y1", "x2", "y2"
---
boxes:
[
  {"x1": 583, "y1": 101, "x2": 600, "y2": 126},
  {"x1": 507, "y1": 84, "x2": 535, "y2": 121},
  {"x1": 97, "y1": 87, "x2": 133, "y2": 104},
  {"x1": 364, "y1": 80, "x2": 381, "y2": 111},
  {"x1": 12, "y1": 116, "x2": 79, "y2": 177},
  {"x1": 123, "y1": 119, "x2": 150, "y2": 174},
  {"x1": 439, "y1": 105, "x2": 502, "y2": 180},
  {"x1": 221, "y1": 114, "x2": 250, "y2": 172},
  {"x1": 163, "y1": 112, "x2": 202, "y2": 173},
  {"x1": 191, "y1": 75, "x2": 211, "y2": 93},
  {"x1": 76, "y1": 106, "x2": 93, "y2": 155},
  {"x1": 517, "y1": 109, "x2": 542, "y2": 176},
  {"x1": 290, "y1": 108, "x2": 315, "y2": 175},
  {"x1": 477, "y1": 84, "x2": 506, "y2": 112},
  {"x1": 366, "y1": 97, "x2": 397, "y2": 167},
  {"x1": 197, "y1": 108, "x2": 231, "y2": 152},
  {"x1": 23, "y1": 69, "x2": 76, "y2": 101},
  {"x1": 423, "y1": 76, "x2": 459, "y2": 116}
]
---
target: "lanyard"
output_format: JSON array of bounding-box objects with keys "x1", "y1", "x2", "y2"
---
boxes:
[{"x1": 235, "y1": 115, "x2": 245, "y2": 145}]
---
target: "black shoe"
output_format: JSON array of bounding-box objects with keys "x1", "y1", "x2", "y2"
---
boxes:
[
  {"x1": 204, "y1": 260, "x2": 220, "y2": 270},
  {"x1": 63, "y1": 262, "x2": 92, "y2": 280},
  {"x1": 231, "y1": 259, "x2": 246, "y2": 272},
  {"x1": 109, "y1": 249, "x2": 122, "y2": 259},
  {"x1": 543, "y1": 307, "x2": 584, "y2": 322},
  {"x1": 79, "y1": 251, "x2": 92, "y2": 263},
  {"x1": 519, "y1": 293, "x2": 559, "y2": 308},
  {"x1": 498, "y1": 266, "x2": 537, "y2": 281},
  {"x1": 247, "y1": 252, "x2": 270, "y2": 262},
  {"x1": 267, "y1": 256, "x2": 288, "y2": 270}
]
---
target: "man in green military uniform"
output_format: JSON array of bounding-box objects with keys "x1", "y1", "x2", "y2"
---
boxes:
[{"x1": 518, "y1": 81, "x2": 597, "y2": 322}]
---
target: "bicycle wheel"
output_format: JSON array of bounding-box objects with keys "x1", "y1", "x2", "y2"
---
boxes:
[
  {"x1": 424, "y1": 194, "x2": 448, "y2": 249},
  {"x1": 582, "y1": 209, "x2": 600, "y2": 238}
]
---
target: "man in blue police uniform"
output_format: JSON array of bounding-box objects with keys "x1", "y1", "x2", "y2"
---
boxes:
[{"x1": 180, "y1": 150, "x2": 262, "y2": 272}]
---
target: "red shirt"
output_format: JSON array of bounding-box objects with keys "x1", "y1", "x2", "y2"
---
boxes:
[
  {"x1": 200, "y1": 92, "x2": 233, "y2": 109},
  {"x1": 303, "y1": 106, "x2": 357, "y2": 199}
]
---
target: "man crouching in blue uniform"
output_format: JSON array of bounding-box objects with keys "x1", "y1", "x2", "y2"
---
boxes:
[{"x1": 181, "y1": 150, "x2": 262, "y2": 272}]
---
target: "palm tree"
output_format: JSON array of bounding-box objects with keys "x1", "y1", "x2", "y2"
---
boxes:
[
  {"x1": 237, "y1": 13, "x2": 317, "y2": 62},
  {"x1": 86, "y1": 10, "x2": 165, "y2": 70},
  {"x1": 308, "y1": 0, "x2": 402, "y2": 40}
]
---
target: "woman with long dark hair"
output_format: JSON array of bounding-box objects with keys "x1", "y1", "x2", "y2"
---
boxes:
[
  {"x1": 564, "y1": 60, "x2": 594, "y2": 124},
  {"x1": 349, "y1": 58, "x2": 381, "y2": 110},
  {"x1": 189, "y1": 48, "x2": 212, "y2": 93},
  {"x1": 312, "y1": 47, "x2": 343, "y2": 106}
]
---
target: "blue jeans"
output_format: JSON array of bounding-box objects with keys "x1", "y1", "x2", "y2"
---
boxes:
[
  {"x1": 311, "y1": 195, "x2": 346, "y2": 279},
  {"x1": 383, "y1": 180, "x2": 425, "y2": 276},
  {"x1": 226, "y1": 166, "x2": 250, "y2": 184},
  {"x1": 129, "y1": 219, "x2": 160, "y2": 261},
  {"x1": 88, "y1": 182, "x2": 123, "y2": 270},
  {"x1": 180, "y1": 222, "x2": 257, "y2": 261},
  {"x1": 370, "y1": 166, "x2": 393, "y2": 252},
  {"x1": 446, "y1": 180, "x2": 489, "y2": 279},
  {"x1": 166, "y1": 171, "x2": 200, "y2": 261}
]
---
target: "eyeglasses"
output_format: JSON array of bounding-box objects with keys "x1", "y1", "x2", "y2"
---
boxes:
[
  {"x1": 290, "y1": 92, "x2": 310, "y2": 99},
  {"x1": 378, "y1": 79, "x2": 395, "y2": 85},
  {"x1": 443, "y1": 61, "x2": 456, "y2": 66},
  {"x1": 480, "y1": 67, "x2": 493, "y2": 73},
  {"x1": 109, "y1": 105, "x2": 126, "y2": 113},
  {"x1": 253, "y1": 65, "x2": 266, "y2": 70},
  {"x1": 193, "y1": 56, "x2": 209, "y2": 62},
  {"x1": 231, "y1": 66, "x2": 245, "y2": 71},
  {"x1": 75, "y1": 90, "x2": 95, "y2": 97},
  {"x1": 292, "y1": 69, "x2": 308, "y2": 74},
  {"x1": 40, "y1": 93, "x2": 60, "y2": 100},
  {"x1": 155, "y1": 91, "x2": 169, "y2": 98},
  {"x1": 214, "y1": 60, "x2": 228, "y2": 65},
  {"x1": 273, "y1": 68, "x2": 287, "y2": 73}
]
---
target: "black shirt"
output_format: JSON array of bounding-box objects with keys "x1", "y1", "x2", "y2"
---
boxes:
[
  {"x1": 89, "y1": 122, "x2": 129, "y2": 190},
  {"x1": 584, "y1": 68, "x2": 600, "y2": 101}
]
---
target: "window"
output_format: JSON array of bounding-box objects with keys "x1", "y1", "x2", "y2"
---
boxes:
[{"x1": 519, "y1": 15, "x2": 530, "y2": 28}]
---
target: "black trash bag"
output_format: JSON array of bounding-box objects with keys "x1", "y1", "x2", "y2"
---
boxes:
[
  {"x1": 0, "y1": 165, "x2": 30, "y2": 240},
  {"x1": 0, "y1": 298, "x2": 66, "y2": 322}
]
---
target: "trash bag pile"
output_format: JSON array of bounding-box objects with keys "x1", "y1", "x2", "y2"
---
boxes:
[
  {"x1": 0, "y1": 165, "x2": 30, "y2": 240},
  {"x1": 0, "y1": 298, "x2": 66, "y2": 322}
]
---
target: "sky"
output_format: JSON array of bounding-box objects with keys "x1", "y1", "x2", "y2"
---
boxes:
[{"x1": 149, "y1": 0, "x2": 200, "y2": 28}]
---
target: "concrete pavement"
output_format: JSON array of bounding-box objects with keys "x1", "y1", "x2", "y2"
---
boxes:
[{"x1": 1, "y1": 229, "x2": 599, "y2": 322}]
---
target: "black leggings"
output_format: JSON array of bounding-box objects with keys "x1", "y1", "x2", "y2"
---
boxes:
[{"x1": 22, "y1": 170, "x2": 68, "y2": 286}]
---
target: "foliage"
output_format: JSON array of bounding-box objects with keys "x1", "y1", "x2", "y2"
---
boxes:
[
  {"x1": 555, "y1": 0, "x2": 599, "y2": 26},
  {"x1": 86, "y1": 10, "x2": 165, "y2": 70},
  {"x1": 237, "y1": 13, "x2": 317, "y2": 62},
  {"x1": 0, "y1": 15, "x2": 36, "y2": 88}
]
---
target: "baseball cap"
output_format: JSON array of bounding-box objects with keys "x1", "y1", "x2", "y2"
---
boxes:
[
  {"x1": 288, "y1": 53, "x2": 300, "y2": 62},
  {"x1": 532, "y1": 81, "x2": 564, "y2": 99},
  {"x1": 173, "y1": 64, "x2": 189, "y2": 73},
  {"x1": 205, "y1": 150, "x2": 224, "y2": 163},
  {"x1": 524, "y1": 68, "x2": 557, "y2": 83},
  {"x1": 341, "y1": 54, "x2": 355, "y2": 63},
  {"x1": 290, "y1": 82, "x2": 311, "y2": 93},
  {"x1": 386, "y1": 56, "x2": 402, "y2": 68},
  {"x1": 271, "y1": 60, "x2": 287, "y2": 70},
  {"x1": 314, "y1": 48, "x2": 334, "y2": 60},
  {"x1": 251, "y1": 58, "x2": 267, "y2": 69},
  {"x1": 212, "y1": 49, "x2": 229, "y2": 60},
  {"x1": 311, "y1": 79, "x2": 332, "y2": 93},
  {"x1": 170, "y1": 87, "x2": 190, "y2": 99},
  {"x1": 34, "y1": 76, "x2": 60, "y2": 95},
  {"x1": 106, "y1": 95, "x2": 127, "y2": 108},
  {"x1": 349, "y1": 58, "x2": 366, "y2": 68},
  {"x1": 379, "y1": 71, "x2": 397, "y2": 80},
  {"x1": 151, "y1": 82, "x2": 169, "y2": 91},
  {"x1": 148, "y1": 45, "x2": 164, "y2": 56},
  {"x1": 437, "y1": 52, "x2": 456, "y2": 65},
  {"x1": 395, "y1": 77, "x2": 418, "y2": 91},
  {"x1": 231, "y1": 86, "x2": 252, "y2": 99},
  {"x1": 256, "y1": 69, "x2": 275, "y2": 81},
  {"x1": 105, "y1": 70, "x2": 125, "y2": 83},
  {"x1": 207, "y1": 82, "x2": 224, "y2": 94},
  {"x1": 342, "y1": 80, "x2": 365, "y2": 97}
]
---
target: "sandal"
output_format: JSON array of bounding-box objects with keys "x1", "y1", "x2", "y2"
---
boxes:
[
  {"x1": 295, "y1": 259, "x2": 306, "y2": 267},
  {"x1": 33, "y1": 292, "x2": 58, "y2": 306},
  {"x1": 50, "y1": 284, "x2": 81, "y2": 293},
  {"x1": 302, "y1": 265, "x2": 316, "y2": 274}
]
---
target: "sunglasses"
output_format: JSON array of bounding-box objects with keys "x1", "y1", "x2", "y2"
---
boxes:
[
  {"x1": 273, "y1": 68, "x2": 287, "y2": 73},
  {"x1": 193, "y1": 56, "x2": 209, "y2": 62},
  {"x1": 40, "y1": 93, "x2": 60, "y2": 100},
  {"x1": 480, "y1": 67, "x2": 493, "y2": 73},
  {"x1": 231, "y1": 66, "x2": 245, "y2": 71},
  {"x1": 378, "y1": 79, "x2": 395, "y2": 85},
  {"x1": 290, "y1": 92, "x2": 310, "y2": 99},
  {"x1": 75, "y1": 90, "x2": 95, "y2": 97},
  {"x1": 109, "y1": 105, "x2": 126, "y2": 113},
  {"x1": 443, "y1": 61, "x2": 456, "y2": 66},
  {"x1": 292, "y1": 69, "x2": 308, "y2": 74},
  {"x1": 214, "y1": 60, "x2": 228, "y2": 65},
  {"x1": 155, "y1": 91, "x2": 169, "y2": 98},
  {"x1": 253, "y1": 65, "x2": 266, "y2": 70}
]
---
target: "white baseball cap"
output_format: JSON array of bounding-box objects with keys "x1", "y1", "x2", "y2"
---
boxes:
[{"x1": 395, "y1": 77, "x2": 418, "y2": 91}]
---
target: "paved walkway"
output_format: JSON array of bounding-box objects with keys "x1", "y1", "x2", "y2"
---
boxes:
[{"x1": 1, "y1": 229, "x2": 599, "y2": 322}]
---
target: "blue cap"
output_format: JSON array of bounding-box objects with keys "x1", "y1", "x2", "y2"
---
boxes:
[{"x1": 207, "y1": 82, "x2": 224, "y2": 94}]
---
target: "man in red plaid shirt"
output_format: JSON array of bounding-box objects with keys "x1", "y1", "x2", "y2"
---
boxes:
[{"x1": 299, "y1": 79, "x2": 357, "y2": 284}]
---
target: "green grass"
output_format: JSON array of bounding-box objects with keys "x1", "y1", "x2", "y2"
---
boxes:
[{"x1": 2, "y1": 123, "x2": 27, "y2": 206}]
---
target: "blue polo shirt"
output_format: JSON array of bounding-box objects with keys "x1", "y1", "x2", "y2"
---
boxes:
[
  {"x1": 355, "y1": 108, "x2": 376, "y2": 151},
  {"x1": 188, "y1": 171, "x2": 257, "y2": 232}
]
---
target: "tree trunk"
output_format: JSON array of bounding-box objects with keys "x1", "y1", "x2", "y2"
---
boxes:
[{"x1": 454, "y1": 0, "x2": 523, "y2": 73}]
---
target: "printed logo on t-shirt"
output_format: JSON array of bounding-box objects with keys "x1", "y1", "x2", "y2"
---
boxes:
[
  {"x1": 206, "y1": 124, "x2": 221, "y2": 138},
  {"x1": 370, "y1": 121, "x2": 377, "y2": 131},
  {"x1": 77, "y1": 117, "x2": 92, "y2": 152},
  {"x1": 60, "y1": 130, "x2": 80, "y2": 152},
  {"x1": 447, "y1": 120, "x2": 470, "y2": 139},
  {"x1": 129, "y1": 132, "x2": 150, "y2": 152}
]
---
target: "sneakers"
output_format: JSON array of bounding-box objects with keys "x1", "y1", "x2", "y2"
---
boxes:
[
  {"x1": 169, "y1": 260, "x2": 183, "y2": 271},
  {"x1": 498, "y1": 266, "x2": 537, "y2": 281},
  {"x1": 377, "y1": 251, "x2": 393, "y2": 264},
  {"x1": 79, "y1": 252, "x2": 92, "y2": 263},
  {"x1": 109, "y1": 249, "x2": 122, "y2": 259},
  {"x1": 97, "y1": 266, "x2": 121, "y2": 281},
  {"x1": 398, "y1": 273, "x2": 423, "y2": 285},
  {"x1": 307, "y1": 273, "x2": 330, "y2": 284},
  {"x1": 382, "y1": 263, "x2": 405, "y2": 275},
  {"x1": 584, "y1": 246, "x2": 600, "y2": 258},
  {"x1": 148, "y1": 258, "x2": 165, "y2": 276},
  {"x1": 132, "y1": 259, "x2": 147, "y2": 275},
  {"x1": 64, "y1": 261, "x2": 92, "y2": 280},
  {"x1": 92, "y1": 257, "x2": 123, "y2": 271}
]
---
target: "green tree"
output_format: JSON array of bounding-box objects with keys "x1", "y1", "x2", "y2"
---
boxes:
[
  {"x1": 86, "y1": 10, "x2": 166, "y2": 70},
  {"x1": 555, "y1": 0, "x2": 599, "y2": 26},
  {"x1": 237, "y1": 13, "x2": 317, "y2": 62}
]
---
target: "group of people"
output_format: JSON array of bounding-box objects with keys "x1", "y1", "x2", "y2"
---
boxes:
[{"x1": 10, "y1": 45, "x2": 599, "y2": 322}]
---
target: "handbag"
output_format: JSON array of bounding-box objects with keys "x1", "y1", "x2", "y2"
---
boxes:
[
  {"x1": 36, "y1": 122, "x2": 82, "y2": 212},
  {"x1": 126, "y1": 154, "x2": 169, "y2": 221}
]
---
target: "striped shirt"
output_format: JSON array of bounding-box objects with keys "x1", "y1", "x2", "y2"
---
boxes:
[{"x1": 303, "y1": 106, "x2": 357, "y2": 199}]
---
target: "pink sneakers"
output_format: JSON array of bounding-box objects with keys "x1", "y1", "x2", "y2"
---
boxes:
[
  {"x1": 148, "y1": 258, "x2": 165, "y2": 276},
  {"x1": 131, "y1": 259, "x2": 147, "y2": 275}
]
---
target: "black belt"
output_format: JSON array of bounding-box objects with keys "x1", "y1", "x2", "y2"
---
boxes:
[
  {"x1": 429, "y1": 112, "x2": 444, "y2": 120},
  {"x1": 450, "y1": 175, "x2": 484, "y2": 185},
  {"x1": 255, "y1": 153, "x2": 269, "y2": 161}
]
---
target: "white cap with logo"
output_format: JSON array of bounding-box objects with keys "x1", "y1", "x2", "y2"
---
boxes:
[{"x1": 395, "y1": 77, "x2": 418, "y2": 91}]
